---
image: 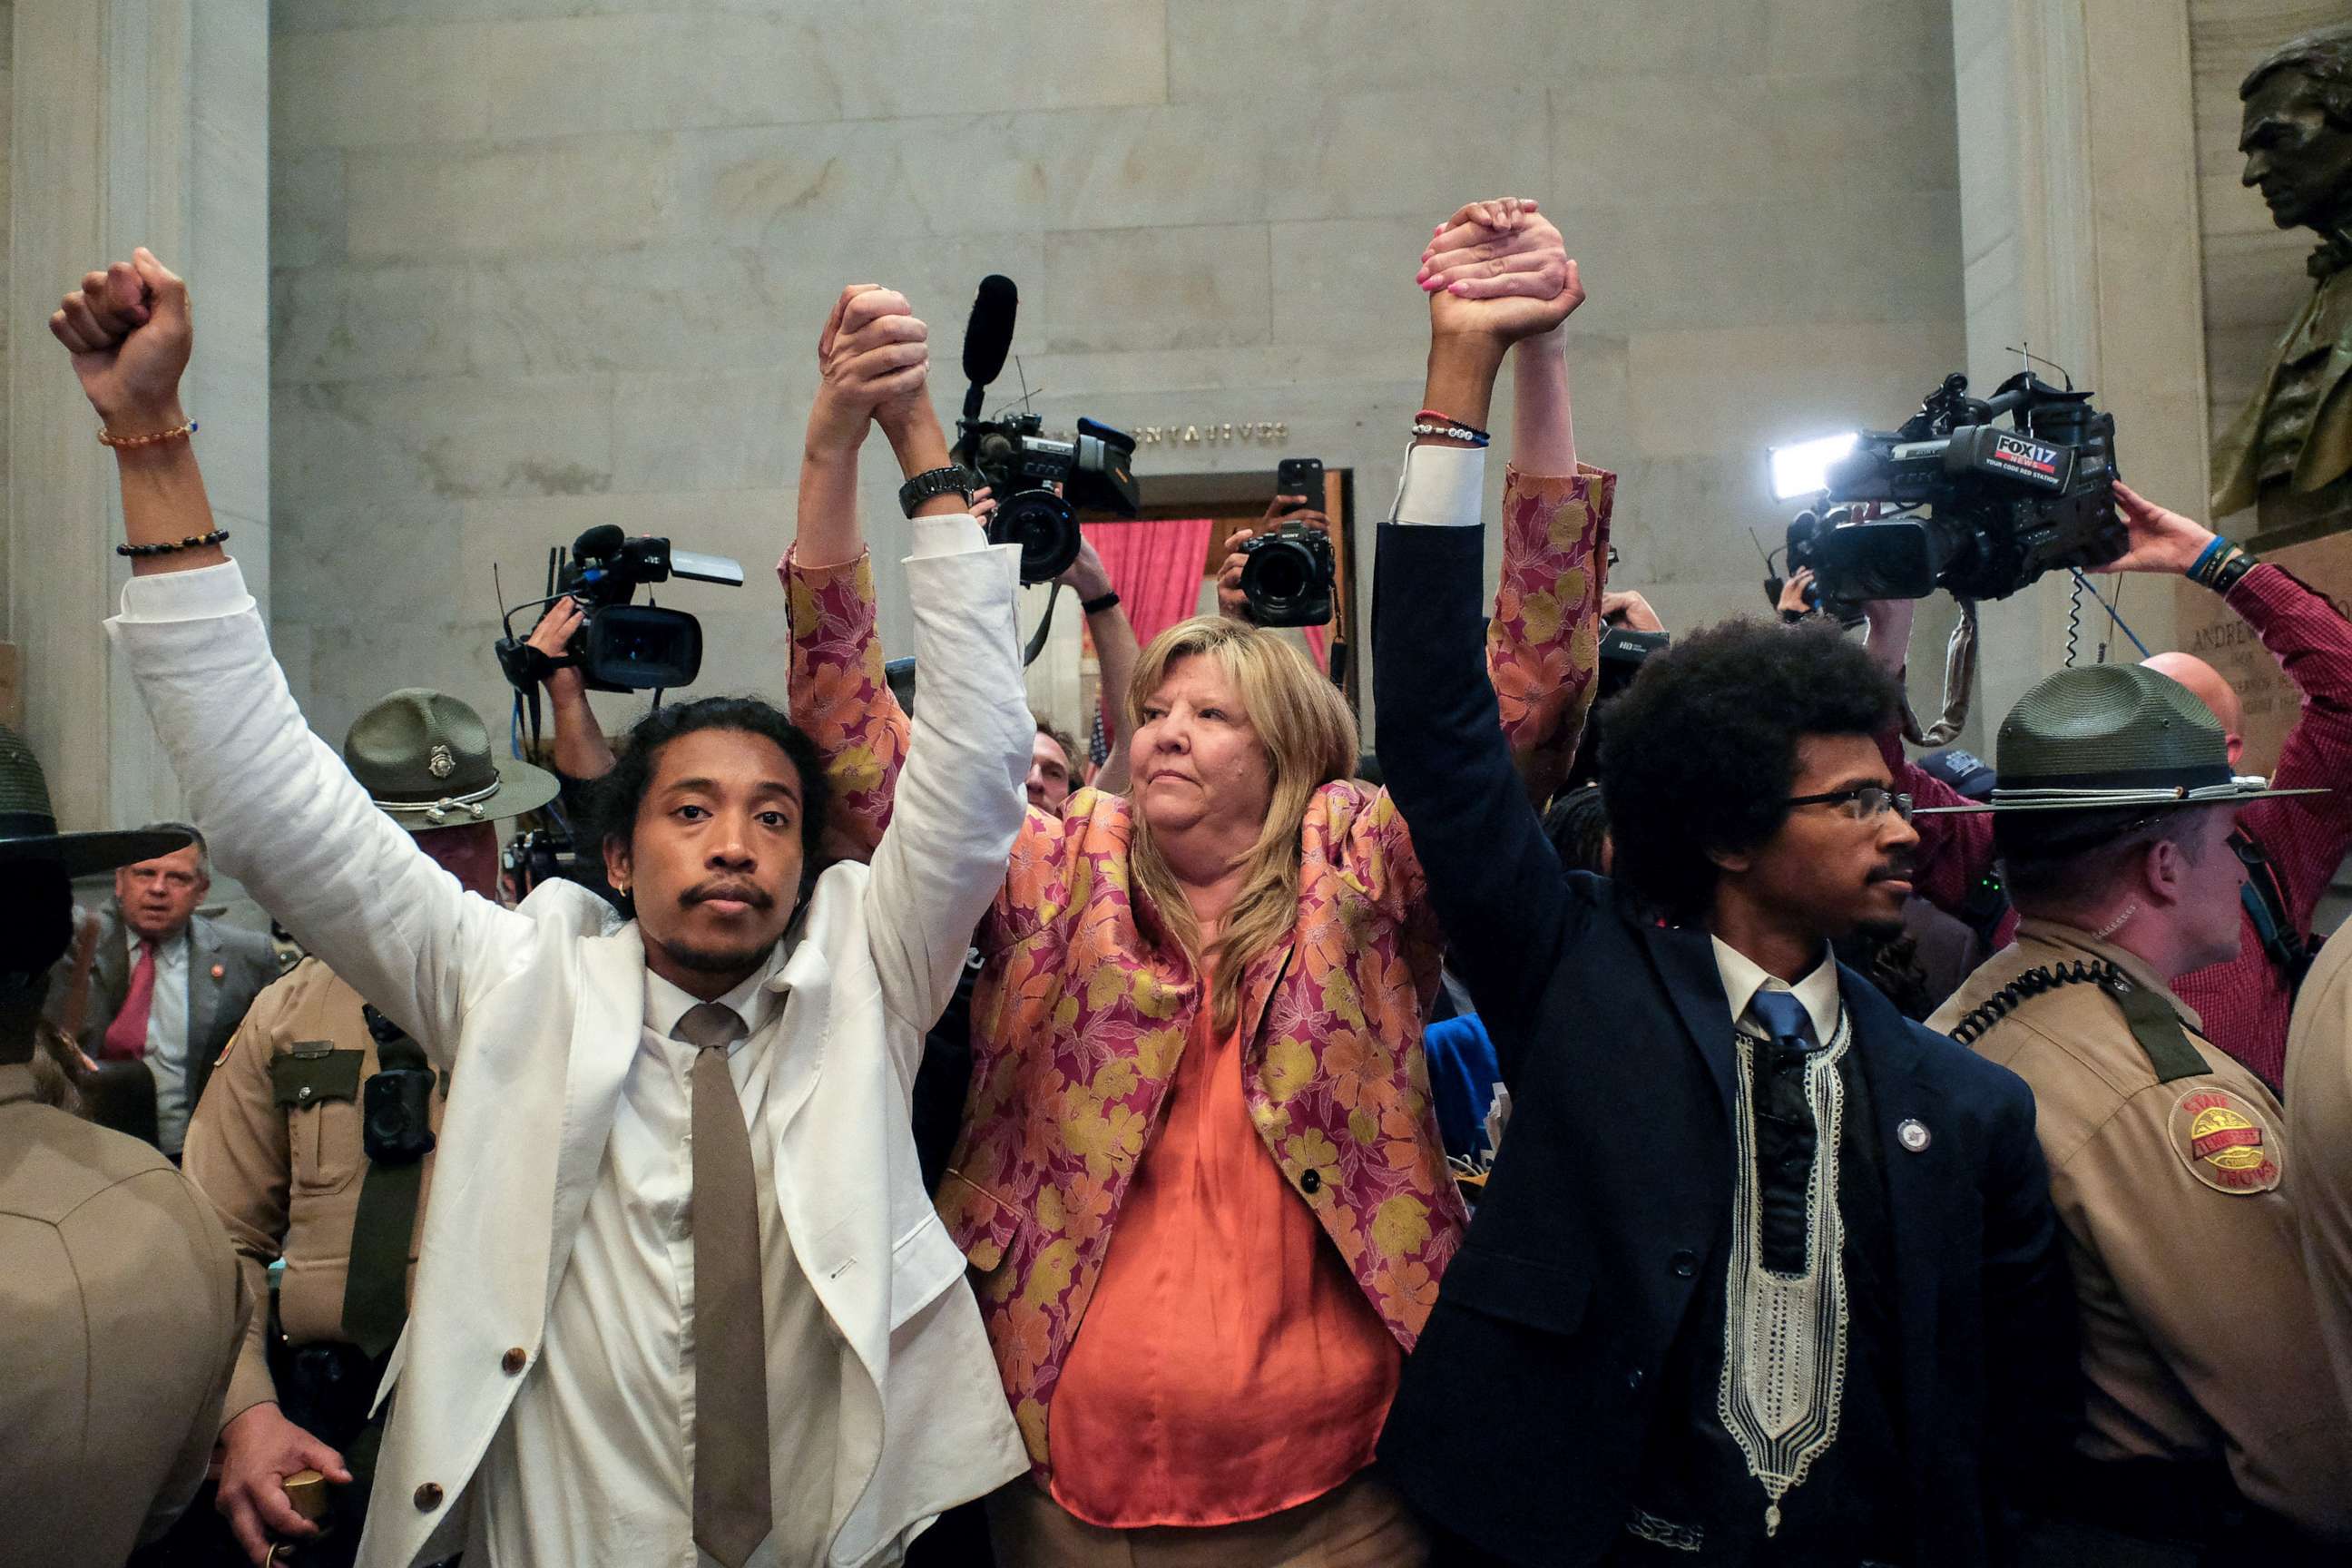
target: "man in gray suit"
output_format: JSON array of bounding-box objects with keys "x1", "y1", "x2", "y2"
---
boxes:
[{"x1": 49, "y1": 823, "x2": 278, "y2": 1158}]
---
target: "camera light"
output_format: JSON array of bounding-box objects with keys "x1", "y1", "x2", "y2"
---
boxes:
[{"x1": 1769, "y1": 432, "x2": 1859, "y2": 501}]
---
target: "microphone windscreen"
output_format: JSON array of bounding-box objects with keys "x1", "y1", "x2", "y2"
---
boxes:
[
  {"x1": 573, "y1": 524, "x2": 625, "y2": 560},
  {"x1": 961, "y1": 275, "x2": 1019, "y2": 388}
]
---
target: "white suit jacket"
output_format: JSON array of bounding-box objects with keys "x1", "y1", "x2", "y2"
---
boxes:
[{"x1": 108, "y1": 521, "x2": 1032, "y2": 1568}]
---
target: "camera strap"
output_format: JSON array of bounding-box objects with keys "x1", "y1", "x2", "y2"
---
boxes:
[
  {"x1": 1022, "y1": 583, "x2": 1062, "y2": 670},
  {"x1": 2231, "y1": 828, "x2": 2314, "y2": 994}
]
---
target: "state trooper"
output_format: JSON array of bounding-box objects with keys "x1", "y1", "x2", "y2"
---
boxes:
[
  {"x1": 1926, "y1": 662, "x2": 2352, "y2": 1563},
  {"x1": 183, "y1": 689, "x2": 559, "y2": 1566}
]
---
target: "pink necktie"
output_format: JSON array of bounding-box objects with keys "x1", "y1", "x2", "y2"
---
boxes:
[{"x1": 102, "y1": 939, "x2": 158, "y2": 1062}]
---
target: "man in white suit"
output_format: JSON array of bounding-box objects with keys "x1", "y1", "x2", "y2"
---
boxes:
[{"x1": 53, "y1": 248, "x2": 1030, "y2": 1568}]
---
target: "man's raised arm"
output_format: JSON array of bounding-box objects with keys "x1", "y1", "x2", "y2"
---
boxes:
[
  {"x1": 61, "y1": 251, "x2": 517, "y2": 1054},
  {"x1": 783, "y1": 286, "x2": 938, "y2": 858}
]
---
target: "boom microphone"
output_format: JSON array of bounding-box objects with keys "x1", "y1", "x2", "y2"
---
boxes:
[{"x1": 961, "y1": 274, "x2": 1018, "y2": 421}]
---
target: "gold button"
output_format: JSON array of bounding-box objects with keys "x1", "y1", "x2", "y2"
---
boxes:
[
  {"x1": 502, "y1": 1347, "x2": 527, "y2": 1374},
  {"x1": 415, "y1": 1481, "x2": 444, "y2": 1511}
]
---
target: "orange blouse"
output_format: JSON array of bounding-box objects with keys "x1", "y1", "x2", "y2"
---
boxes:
[{"x1": 1045, "y1": 979, "x2": 1402, "y2": 1527}]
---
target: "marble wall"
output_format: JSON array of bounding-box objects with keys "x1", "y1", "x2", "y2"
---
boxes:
[{"x1": 267, "y1": 0, "x2": 1970, "y2": 749}]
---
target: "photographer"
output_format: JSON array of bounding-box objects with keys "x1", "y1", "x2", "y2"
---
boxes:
[
  {"x1": 785, "y1": 198, "x2": 1607, "y2": 1561},
  {"x1": 1214, "y1": 492, "x2": 1335, "y2": 625},
  {"x1": 64, "y1": 250, "x2": 1031, "y2": 1568},
  {"x1": 1868, "y1": 481, "x2": 2352, "y2": 1088}
]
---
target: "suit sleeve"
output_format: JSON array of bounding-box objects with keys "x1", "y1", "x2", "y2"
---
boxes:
[
  {"x1": 2222, "y1": 564, "x2": 2352, "y2": 933},
  {"x1": 180, "y1": 969, "x2": 300, "y2": 1428},
  {"x1": 107, "y1": 563, "x2": 530, "y2": 1064},
  {"x1": 860, "y1": 518, "x2": 1032, "y2": 1057},
  {"x1": 1969, "y1": 1060, "x2": 2079, "y2": 1516},
  {"x1": 784, "y1": 546, "x2": 912, "y2": 862},
  {"x1": 1373, "y1": 459, "x2": 1612, "y2": 1071}
]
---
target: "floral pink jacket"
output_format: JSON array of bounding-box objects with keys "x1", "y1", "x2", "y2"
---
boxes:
[{"x1": 783, "y1": 465, "x2": 1614, "y2": 1470}]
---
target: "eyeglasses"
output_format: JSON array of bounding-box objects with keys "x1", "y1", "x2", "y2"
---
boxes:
[{"x1": 1786, "y1": 785, "x2": 1915, "y2": 822}]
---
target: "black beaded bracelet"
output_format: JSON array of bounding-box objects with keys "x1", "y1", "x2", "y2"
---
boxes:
[
  {"x1": 116, "y1": 528, "x2": 230, "y2": 559},
  {"x1": 1081, "y1": 590, "x2": 1122, "y2": 615}
]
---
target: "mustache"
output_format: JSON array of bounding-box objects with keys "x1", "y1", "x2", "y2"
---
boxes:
[
  {"x1": 682, "y1": 878, "x2": 774, "y2": 910},
  {"x1": 1867, "y1": 858, "x2": 1916, "y2": 885}
]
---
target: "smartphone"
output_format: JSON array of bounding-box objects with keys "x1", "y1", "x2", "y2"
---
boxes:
[{"x1": 1276, "y1": 457, "x2": 1325, "y2": 516}]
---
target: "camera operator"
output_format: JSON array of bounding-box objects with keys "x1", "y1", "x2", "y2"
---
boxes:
[
  {"x1": 1868, "y1": 481, "x2": 2352, "y2": 1089},
  {"x1": 1777, "y1": 564, "x2": 1826, "y2": 623},
  {"x1": 183, "y1": 690, "x2": 557, "y2": 1567},
  {"x1": 787, "y1": 197, "x2": 1607, "y2": 1561}
]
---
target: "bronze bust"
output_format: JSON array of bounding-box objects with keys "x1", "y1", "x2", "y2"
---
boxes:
[{"x1": 2213, "y1": 24, "x2": 2352, "y2": 531}]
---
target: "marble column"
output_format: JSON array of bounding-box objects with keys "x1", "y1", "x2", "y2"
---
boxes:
[
  {"x1": 6, "y1": 0, "x2": 267, "y2": 831},
  {"x1": 1949, "y1": 0, "x2": 2207, "y2": 727}
]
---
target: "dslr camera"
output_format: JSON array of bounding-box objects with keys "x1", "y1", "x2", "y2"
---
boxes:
[
  {"x1": 1240, "y1": 524, "x2": 1336, "y2": 627},
  {"x1": 1769, "y1": 369, "x2": 2122, "y2": 603},
  {"x1": 495, "y1": 524, "x2": 744, "y2": 694},
  {"x1": 954, "y1": 275, "x2": 1141, "y2": 583}
]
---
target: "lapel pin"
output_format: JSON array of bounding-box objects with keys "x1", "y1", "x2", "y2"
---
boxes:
[
  {"x1": 211, "y1": 963, "x2": 226, "y2": 980},
  {"x1": 1896, "y1": 1118, "x2": 1931, "y2": 1153}
]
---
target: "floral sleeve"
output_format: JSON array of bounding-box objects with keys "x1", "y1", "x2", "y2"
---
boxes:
[
  {"x1": 1490, "y1": 463, "x2": 1617, "y2": 806},
  {"x1": 782, "y1": 546, "x2": 908, "y2": 860}
]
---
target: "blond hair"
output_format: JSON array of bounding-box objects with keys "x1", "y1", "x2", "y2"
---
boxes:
[{"x1": 1125, "y1": 616, "x2": 1358, "y2": 1032}]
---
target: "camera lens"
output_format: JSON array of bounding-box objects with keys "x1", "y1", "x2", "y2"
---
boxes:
[
  {"x1": 1254, "y1": 549, "x2": 1308, "y2": 602},
  {"x1": 992, "y1": 489, "x2": 1082, "y2": 583}
]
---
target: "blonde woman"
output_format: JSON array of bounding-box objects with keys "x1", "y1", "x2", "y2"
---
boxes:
[{"x1": 786, "y1": 201, "x2": 1610, "y2": 1565}]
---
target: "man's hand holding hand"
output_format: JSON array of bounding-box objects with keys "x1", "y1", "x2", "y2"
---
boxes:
[
  {"x1": 49, "y1": 249, "x2": 191, "y2": 430},
  {"x1": 216, "y1": 1402, "x2": 351, "y2": 1565},
  {"x1": 807, "y1": 285, "x2": 929, "y2": 456},
  {"x1": 1420, "y1": 199, "x2": 1582, "y2": 346}
]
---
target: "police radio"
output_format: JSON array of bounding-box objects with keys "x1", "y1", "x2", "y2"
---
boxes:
[{"x1": 360, "y1": 1004, "x2": 437, "y2": 1165}]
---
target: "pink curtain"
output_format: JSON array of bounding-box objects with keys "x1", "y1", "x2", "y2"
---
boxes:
[{"x1": 1082, "y1": 517, "x2": 1217, "y2": 653}]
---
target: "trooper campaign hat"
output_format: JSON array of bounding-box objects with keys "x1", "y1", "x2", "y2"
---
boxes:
[
  {"x1": 1915, "y1": 662, "x2": 2327, "y2": 816},
  {"x1": 0, "y1": 722, "x2": 191, "y2": 876},
  {"x1": 344, "y1": 689, "x2": 561, "y2": 831}
]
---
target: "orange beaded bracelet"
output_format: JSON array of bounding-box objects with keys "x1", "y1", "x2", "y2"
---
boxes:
[{"x1": 96, "y1": 418, "x2": 197, "y2": 448}]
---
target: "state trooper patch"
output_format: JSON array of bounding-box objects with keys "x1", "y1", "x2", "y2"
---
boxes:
[{"x1": 2170, "y1": 1087, "x2": 2282, "y2": 1194}]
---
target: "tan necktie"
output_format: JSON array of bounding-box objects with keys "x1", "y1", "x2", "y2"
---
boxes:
[{"x1": 672, "y1": 1000, "x2": 771, "y2": 1568}]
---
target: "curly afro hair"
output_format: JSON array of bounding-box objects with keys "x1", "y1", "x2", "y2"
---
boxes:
[
  {"x1": 1598, "y1": 619, "x2": 1902, "y2": 921},
  {"x1": 588, "y1": 696, "x2": 832, "y2": 915}
]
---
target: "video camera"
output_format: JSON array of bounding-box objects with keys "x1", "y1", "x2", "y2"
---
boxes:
[
  {"x1": 1768, "y1": 369, "x2": 2122, "y2": 603},
  {"x1": 954, "y1": 276, "x2": 1141, "y2": 583},
  {"x1": 495, "y1": 524, "x2": 745, "y2": 695}
]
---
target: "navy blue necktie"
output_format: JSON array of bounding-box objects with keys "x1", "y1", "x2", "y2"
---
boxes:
[{"x1": 1745, "y1": 988, "x2": 1822, "y2": 1277}]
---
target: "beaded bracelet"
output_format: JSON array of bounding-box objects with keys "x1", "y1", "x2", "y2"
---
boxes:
[
  {"x1": 117, "y1": 528, "x2": 230, "y2": 559},
  {"x1": 1415, "y1": 408, "x2": 1492, "y2": 445},
  {"x1": 1411, "y1": 419, "x2": 1492, "y2": 447},
  {"x1": 96, "y1": 418, "x2": 197, "y2": 448}
]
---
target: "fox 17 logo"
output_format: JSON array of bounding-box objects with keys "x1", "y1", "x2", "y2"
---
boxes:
[{"x1": 1990, "y1": 434, "x2": 2061, "y2": 481}]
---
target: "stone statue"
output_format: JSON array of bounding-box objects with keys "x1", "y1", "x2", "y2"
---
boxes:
[{"x1": 2213, "y1": 24, "x2": 2352, "y2": 533}]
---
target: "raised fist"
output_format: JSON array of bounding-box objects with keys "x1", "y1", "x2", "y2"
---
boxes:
[
  {"x1": 1418, "y1": 199, "x2": 1583, "y2": 344},
  {"x1": 49, "y1": 249, "x2": 192, "y2": 426},
  {"x1": 808, "y1": 284, "x2": 929, "y2": 453}
]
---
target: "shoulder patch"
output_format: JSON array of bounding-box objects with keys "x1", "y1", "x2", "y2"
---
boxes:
[{"x1": 2170, "y1": 1086, "x2": 2282, "y2": 1194}]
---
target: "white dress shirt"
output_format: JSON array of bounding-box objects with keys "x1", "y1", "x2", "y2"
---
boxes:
[
  {"x1": 1710, "y1": 937, "x2": 1841, "y2": 1041},
  {"x1": 470, "y1": 938, "x2": 840, "y2": 1568},
  {"x1": 144, "y1": 933, "x2": 194, "y2": 1156}
]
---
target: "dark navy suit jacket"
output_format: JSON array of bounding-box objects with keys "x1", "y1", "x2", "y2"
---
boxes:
[{"x1": 1369, "y1": 518, "x2": 2076, "y2": 1567}]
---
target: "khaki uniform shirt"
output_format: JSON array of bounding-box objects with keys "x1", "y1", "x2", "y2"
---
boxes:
[
  {"x1": 0, "y1": 1062, "x2": 250, "y2": 1567},
  {"x1": 181, "y1": 957, "x2": 445, "y2": 1426},
  {"x1": 2286, "y1": 931, "x2": 2352, "y2": 1425},
  {"x1": 1930, "y1": 920, "x2": 2352, "y2": 1539}
]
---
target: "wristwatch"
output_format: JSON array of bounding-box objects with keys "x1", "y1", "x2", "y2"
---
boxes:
[{"x1": 897, "y1": 465, "x2": 977, "y2": 519}]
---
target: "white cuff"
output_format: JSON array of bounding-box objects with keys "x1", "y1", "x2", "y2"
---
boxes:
[
  {"x1": 115, "y1": 560, "x2": 254, "y2": 622},
  {"x1": 907, "y1": 513, "x2": 989, "y2": 560},
  {"x1": 1387, "y1": 443, "x2": 1487, "y2": 527}
]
